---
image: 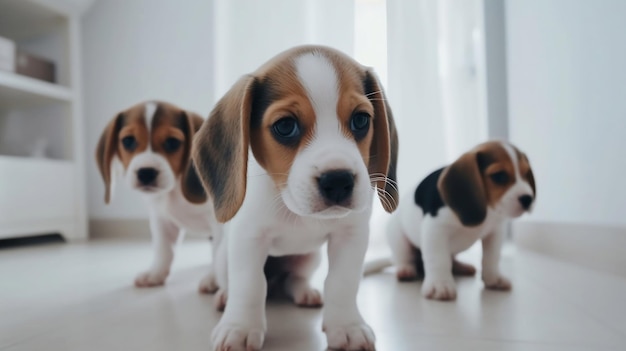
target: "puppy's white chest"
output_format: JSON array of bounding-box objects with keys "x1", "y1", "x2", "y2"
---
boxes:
[
  {"x1": 150, "y1": 188, "x2": 216, "y2": 233},
  {"x1": 267, "y1": 220, "x2": 329, "y2": 256}
]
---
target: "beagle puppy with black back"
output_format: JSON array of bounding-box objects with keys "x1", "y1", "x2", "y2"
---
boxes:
[
  {"x1": 186, "y1": 45, "x2": 398, "y2": 351},
  {"x1": 96, "y1": 101, "x2": 222, "y2": 291},
  {"x1": 382, "y1": 141, "x2": 535, "y2": 301}
]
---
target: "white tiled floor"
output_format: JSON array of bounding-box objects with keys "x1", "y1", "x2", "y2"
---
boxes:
[{"x1": 1, "y1": 236, "x2": 625, "y2": 351}]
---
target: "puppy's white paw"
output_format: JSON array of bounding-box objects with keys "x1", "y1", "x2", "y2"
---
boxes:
[
  {"x1": 324, "y1": 322, "x2": 376, "y2": 351},
  {"x1": 483, "y1": 274, "x2": 512, "y2": 291},
  {"x1": 294, "y1": 287, "x2": 323, "y2": 308},
  {"x1": 395, "y1": 264, "x2": 418, "y2": 282},
  {"x1": 287, "y1": 277, "x2": 323, "y2": 308},
  {"x1": 211, "y1": 321, "x2": 265, "y2": 351},
  {"x1": 134, "y1": 268, "x2": 169, "y2": 287},
  {"x1": 422, "y1": 277, "x2": 456, "y2": 301},
  {"x1": 198, "y1": 272, "x2": 219, "y2": 294},
  {"x1": 214, "y1": 289, "x2": 228, "y2": 311}
]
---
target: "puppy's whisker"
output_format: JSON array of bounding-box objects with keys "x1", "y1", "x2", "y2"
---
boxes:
[
  {"x1": 370, "y1": 177, "x2": 398, "y2": 192},
  {"x1": 369, "y1": 174, "x2": 399, "y2": 193},
  {"x1": 376, "y1": 187, "x2": 393, "y2": 209},
  {"x1": 376, "y1": 188, "x2": 398, "y2": 209},
  {"x1": 364, "y1": 90, "x2": 383, "y2": 98}
]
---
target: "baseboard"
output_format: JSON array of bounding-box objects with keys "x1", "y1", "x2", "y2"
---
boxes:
[
  {"x1": 89, "y1": 219, "x2": 151, "y2": 239},
  {"x1": 89, "y1": 219, "x2": 210, "y2": 240},
  {"x1": 513, "y1": 221, "x2": 626, "y2": 278}
]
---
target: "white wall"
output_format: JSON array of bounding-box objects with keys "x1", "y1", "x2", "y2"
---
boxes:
[
  {"x1": 506, "y1": 0, "x2": 626, "y2": 226},
  {"x1": 82, "y1": 0, "x2": 214, "y2": 220}
]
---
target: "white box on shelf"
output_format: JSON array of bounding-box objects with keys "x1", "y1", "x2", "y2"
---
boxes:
[{"x1": 0, "y1": 36, "x2": 15, "y2": 72}]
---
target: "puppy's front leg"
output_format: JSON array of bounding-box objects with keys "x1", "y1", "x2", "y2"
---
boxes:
[
  {"x1": 199, "y1": 222, "x2": 225, "y2": 295},
  {"x1": 421, "y1": 223, "x2": 456, "y2": 300},
  {"x1": 135, "y1": 212, "x2": 179, "y2": 287},
  {"x1": 481, "y1": 224, "x2": 512, "y2": 290},
  {"x1": 323, "y1": 222, "x2": 375, "y2": 351},
  {"x1": 211, "y1": 228, "x2": 268, "y2": 351}
]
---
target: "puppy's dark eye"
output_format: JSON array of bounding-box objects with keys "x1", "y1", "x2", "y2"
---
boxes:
[
  {"x1": 490, "y1": 171, "x2": 509, "y2": 185},
  {"x1": 163, "y1": 138, "x2": 182, "y2": 153},
  {"x1": 272, "y1": 117, "x2": 300, "y2": 145},
  {"x1": 121, "y1": 136, "x2": 137, "y2": 151},
  {"x1": 350, "y1": 112, "x2": 371, "y2": 140}
]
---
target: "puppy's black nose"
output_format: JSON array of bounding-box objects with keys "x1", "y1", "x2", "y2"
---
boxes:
[
  {"x1": 318, "y1": 170, "x2": 355, "y2": 205},
  {"x1": 137, "y1": 168, "x2": 159, "y2": 185},
  {"x1": 519, "y1": 195, "x2": 533, "y2": 210}
]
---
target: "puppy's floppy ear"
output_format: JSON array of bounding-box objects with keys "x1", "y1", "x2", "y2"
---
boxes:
[
  {"x1": 528, "y1": 166, "x2": 536, "y2": 198},
  {"x1": 192, "y1": 76, "x2": 256, "y2": 222},
  {"x1": 181, "y1": 111, "x2": 207, "y2": 204},
  {"x1": 95, "y1": 113, "x2": 123, "y2": 204},
  {"x1": 522, "y1": 152, "x2": 536, "y2": 198},
  {"x1": 364, "y1": 70, "x2": 399, "y2": 212},
  {"x1": 438, "y1": 151, "x2": 487, "y2": 226}
]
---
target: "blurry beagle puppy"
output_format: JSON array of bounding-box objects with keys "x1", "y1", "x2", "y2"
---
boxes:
[
  {"x1": 96, "y1": 101, "x2": 222, "y2": 290},
  {"x1": 187, "y1": 45, "x2": 398, "y2": 351},
  {"x1": 385, "y1": 141, "x2": 535, "y2": 301}
]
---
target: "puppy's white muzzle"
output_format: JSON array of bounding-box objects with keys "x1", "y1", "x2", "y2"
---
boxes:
[
  {"x1": 125, "y1": 152, "x2": 176, "y2": 196},
  {"x1": 282, "y1": 140, "x2": 372, "y2": 219}
]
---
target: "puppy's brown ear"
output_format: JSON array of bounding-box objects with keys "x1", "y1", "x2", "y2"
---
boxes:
[
  {"x1": 438, "y1": 151, "x2": 487, "y2": 226},
  {"x1": 192, "y1": 76, "x2": 256, "y2": 222},
  {"x1": 95, "y1": 113, "x2": 123, "y2": 204},
  {"x1": 181, "y1": 111, "x2": 207, "y2": 204},
  {"x1": 527, "y1": 166, "x2": 536, "y2": 198},
  {"x1": 364, "y1": 70, "x2": 399, "y2": 212},
  {"x1": 523, "y1": 152, "x2": 536, "y2": 198}
]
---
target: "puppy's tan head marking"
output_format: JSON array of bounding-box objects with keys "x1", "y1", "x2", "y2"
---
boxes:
[
  {"x1": 96, "y1": 101, "x2": 206, "y2": 203},
  {"x1": 438, "y1": 141, "x2": 535, "y2": 226},
  {"x1": 192, "y1": 45, "x2": 398, "y2": 222}
]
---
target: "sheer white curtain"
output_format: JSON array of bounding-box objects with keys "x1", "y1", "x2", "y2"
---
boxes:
[
  {"x1": 212, "y1": 0, "x2": 354, "y2": 100},
  {"x1": 386, "y1": 0, "x2": 489, "y2": 183},
  {"x1": 386, "y1": 0, "x2": 447, "y2": 186}
]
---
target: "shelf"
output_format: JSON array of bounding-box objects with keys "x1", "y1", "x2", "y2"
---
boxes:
[
  {"x1": 0, "y1": 154, "x2": 73, "y2": 165},
  {"x1": 0, "y1": 70, "x2": 73, "y2": 107}
]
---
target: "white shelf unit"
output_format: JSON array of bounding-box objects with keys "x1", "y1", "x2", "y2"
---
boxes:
[{"x1": 0, "y1": 0, "x2": 88, "y2": 241}]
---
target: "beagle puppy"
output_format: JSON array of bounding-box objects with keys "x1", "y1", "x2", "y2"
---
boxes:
[
  {"x1": 96, "y1": 101, "x2": 222, "y2": 290},
  {"x1": 186, "y1": 45, "x2": 398, "y2": 351},
  {"x1": 385, "y1": 140, "x2": 535, "y2": 300}
]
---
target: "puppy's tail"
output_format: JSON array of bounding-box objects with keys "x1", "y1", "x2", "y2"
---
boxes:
[{"x1": 362, "y1": 257, "x2": 393, "y2": 276}]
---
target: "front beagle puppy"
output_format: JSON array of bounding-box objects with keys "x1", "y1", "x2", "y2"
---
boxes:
[
  {"x1": 96, "y1": 101, "x2": 222, "y2": 290},
  {"x1": 386, "y1": 140, "x2": 535, "y2": 300},
  {"x1": 188, "y1": 45, "x2": 398, "y2": 351}
]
